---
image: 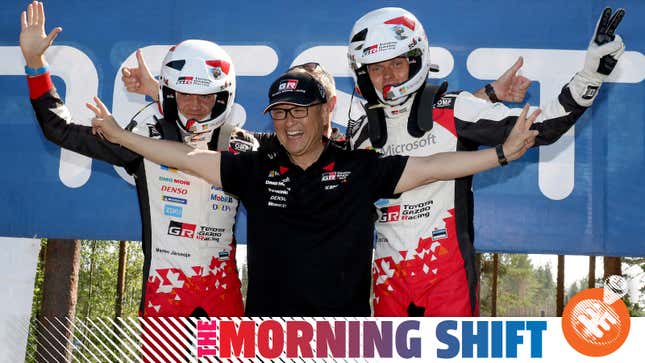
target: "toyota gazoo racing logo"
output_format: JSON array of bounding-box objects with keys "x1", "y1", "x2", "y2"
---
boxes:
[
  {"x1": 362, "y1": 42, "x2": 397, "y2": 56},
  {"x1": 177, "y1": 76, "x2": 212, "y2": 87},
  {"x1": 362, "y1": 44, "x2": 379, "y2": 56},
  {"x1": 378, "y1": 205, "x2": 401, "y2": 223},
  {"x1": 167, "y1": 220, "x2": 196, "y2": 239},
  {"x1": 278, "y1": 79, "x2": 298, "y2": 91}
]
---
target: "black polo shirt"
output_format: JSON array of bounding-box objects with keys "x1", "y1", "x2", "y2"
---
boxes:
[{"x1": 220, "y1": 141, "x2": 408, "y2": 316}]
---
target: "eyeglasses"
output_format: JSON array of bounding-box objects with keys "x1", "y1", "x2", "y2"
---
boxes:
[{"x1": 269, "y1": 103, "x2": 321, "y2": 120}]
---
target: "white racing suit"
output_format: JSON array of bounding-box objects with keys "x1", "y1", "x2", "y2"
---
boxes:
[
  {"x1": 347, "y1": 85, "x2": 586, "y2": 316},
  {"x1": 28, "y1": 73, "x2": 256, "y2": 319}
]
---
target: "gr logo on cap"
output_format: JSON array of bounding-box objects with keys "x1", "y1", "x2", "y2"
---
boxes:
[{"x1": 263, "y1": 70, "x2": 328, "y2": 113}]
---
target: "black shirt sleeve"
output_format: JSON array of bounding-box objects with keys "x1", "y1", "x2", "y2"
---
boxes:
[
  {"x1": 219, "y1": 151, "x2": 255, "y2": 201},
  {"x1": 360, "y1": 150, "x2": 408, "y2": 201}
]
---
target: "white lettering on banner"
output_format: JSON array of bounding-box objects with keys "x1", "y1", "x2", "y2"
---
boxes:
[
  {"x1": 467, "y1": 48, "x2": 645, "y2": 200},
  {"x1": 111, "y1": 45, "x2": 279, "y2": 186},
  {"x1": 291, "y1": 46, "x2": 455, "y2": 128},
  {"x1": 4, "y1": 43, "x2": 642, "y2": 198},
  {"x1": 0, "y1": 46, "x2": 99, "y2": 188}
]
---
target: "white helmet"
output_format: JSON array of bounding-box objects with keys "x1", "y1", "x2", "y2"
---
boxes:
[
  {"x1": 348, "y1": 7, "x2": 435, "y2": 105},
  {"x1": 159, "y1": 40, "x2": 236, "y2": 134}
]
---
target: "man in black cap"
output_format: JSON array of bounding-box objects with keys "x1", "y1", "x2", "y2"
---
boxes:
[{"x1": 89, "y1": 65, "x2": 540, "y2": 316}]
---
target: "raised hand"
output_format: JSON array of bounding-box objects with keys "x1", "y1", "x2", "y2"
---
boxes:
[
  {"x1": 19, "y1": 1, "x2": 62, "y2": 67},
  {"x1": 502, "y1": 104, "x2": 540, "y2": 162},
  {"x1": 121, "y1": 49, "x2": 159, "y2": 99},
  {"x1": 491, "y1": 57, "x2": 531, "y2": 103},
  {"x1": 569, "y1": 7, "x2": 626, "y2": 107},
  {"x1": 87, "y1": 97, "x2": 125, "y2": 144},
  {"x1": 588, "y1": 7, "x2": 625, "y2": 76}
]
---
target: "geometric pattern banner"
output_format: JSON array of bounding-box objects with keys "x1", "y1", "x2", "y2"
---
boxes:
[{"x1": 19, "y1": 316, "x2": 645, "y2": 362}]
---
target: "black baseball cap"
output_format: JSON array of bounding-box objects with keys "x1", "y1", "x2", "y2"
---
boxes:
[{"x1": 263, "y1": 69, "x2": 328, "y2": 113}]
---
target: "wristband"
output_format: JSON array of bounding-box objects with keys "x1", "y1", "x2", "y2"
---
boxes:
[
  {"x1": 24, "y1": 64, "x2": 50, "y2": 77},
  {"x1": 485, "y1": 83, "x2": 500, "y2": 103},
  {"x1": 495, "y1": 144, "x2": 508, "y2": 166}
]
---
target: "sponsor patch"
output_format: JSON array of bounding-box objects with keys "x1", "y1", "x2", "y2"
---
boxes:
[
  {"x1": 362, "y1": 41, "x2": 397, "y2": 56},
  {"x1": 391, "y1": 25, "x2": 408, "y2": 40},
  {"x1": 278, "y1": 79, "x2": 299, "y2": 91},
  {"x1": 167, "y1": 220, "x2": 196, "y2": 238},
  {"x1": 164, "y1": 205, "x2": 183, "y2": 218},
  {"x1": 210, "y1": 193, "x2": 233, "y2": 203},
  {"x1": 434, "y1": 97, "x2": 455, "y2": 108},
  {"x1": 159, "y1": 176, "x2": 190, "y2": 186},
  {"x1": 321, "y1": 171, "x2": 351, "y2": 182},
  {"x1": 212, "y1": 203, "x2": 233, "y2": 212},
  {"x1": 583, "y1": 85, "x2": 599, "y2": 99},
  {"x1": 162, "y1": 195, "x2": 187, "y2": 205},
  {"x1": 161, "y1": 185, "x2": 189, "y2": 195},
  {"x1": 381, "y1": 132, "x2": 438, "y2": 156},
  {"x1": 177, "y1": 76, "x2": 212, "y2": 87},
  {"x1": 432, "y1": 228, "x2": 448, "y2": 240},
  {"x1": 379, "y1": 205, "x2": 401, "y2": 223},
  {"x1": 196, "y1": 226, "x2": 225, "y2": 241},
  {"x1": 160, "y1": 165, "x2": 178, "y2": 173}
]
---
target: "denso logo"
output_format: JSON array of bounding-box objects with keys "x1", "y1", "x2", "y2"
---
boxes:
[
  {"x1": 167, "y1": 220, "x2": 196, "y2": 238},
  {"x1": 161, "y1": 185, "x2": 188, "y2": 195}
]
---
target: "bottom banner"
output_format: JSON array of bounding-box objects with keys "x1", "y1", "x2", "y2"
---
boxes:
[{"x1": 21, "y1": 316, "x2": 644, "y2": 362}]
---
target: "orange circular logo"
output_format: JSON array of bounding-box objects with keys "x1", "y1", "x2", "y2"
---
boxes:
[{"x1": 561, "y1": 287, "x2": 630, "y2": 356}]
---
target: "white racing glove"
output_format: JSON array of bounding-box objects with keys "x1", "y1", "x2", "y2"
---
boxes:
[
  {"x1": 229, "y1": 128, "x2": 260, "y2": 153},
  {"x1": 569, "y1": 7, "x2": 626, "y2": 107}
]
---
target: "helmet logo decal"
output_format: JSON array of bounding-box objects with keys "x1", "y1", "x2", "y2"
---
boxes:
[
  {"x1": 205, "y1": 60, "x2": 231, "y2": 78},
  {"x1": 362, "y1": 41, "x2": 397, "y2": 56},
  {"x1": 177, "y1": 76, "x2": 212, "y2": 87},
  {"x1": 391, "y1": 25, "x2": 408, "y2": 40},
  {"x1": 384, "y1": 16, "x2": 416, "y2": 31},
  {"x1": 408, "y1": 37, "x2": 418, "y2": 49}
]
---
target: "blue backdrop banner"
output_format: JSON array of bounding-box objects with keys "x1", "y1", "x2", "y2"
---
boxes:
[{"x1": 0, "y1": 0, "x2": 643, "y2": 256}]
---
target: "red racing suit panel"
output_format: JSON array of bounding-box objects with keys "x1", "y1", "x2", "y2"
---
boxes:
[
  {"x1": 29, "y1": 73, "x2": 245, "y2": 318},
  {"x1": 348, "y1": 85, "x2": 586, "y2": 317}
]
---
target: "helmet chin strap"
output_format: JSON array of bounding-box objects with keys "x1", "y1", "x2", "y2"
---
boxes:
[
  {"x1": 177, "y1": 111, "x2": 214, "y2": 135},
  {"x1": 378, "y1": 85, "x2": 411, "y2": 107}
]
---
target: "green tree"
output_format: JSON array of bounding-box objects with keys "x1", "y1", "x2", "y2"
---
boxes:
[
  {"x1": 75, "y1": 240, "x2": 144, "y2": 319},
  {"x1": 480, "y1": 253, "x2": 559, "y2": 316}
]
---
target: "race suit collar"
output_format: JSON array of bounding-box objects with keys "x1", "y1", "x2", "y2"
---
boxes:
[{"x1": 382, "y1": 93, "x2": 416, "y2": 119}]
